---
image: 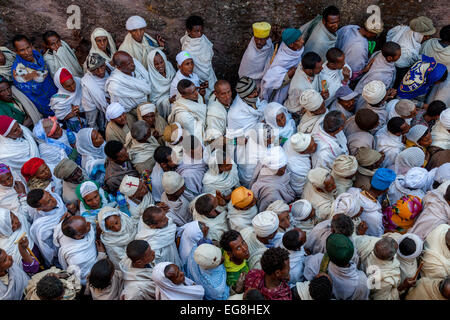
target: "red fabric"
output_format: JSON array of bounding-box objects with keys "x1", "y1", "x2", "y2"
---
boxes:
[
  {"x1": 21, "y1": 157, "x2": 45, "y2": 182},
  {"x1": 59, "y1": 68, "x2": 73, "y2": 84},
  {"x1": 0, "y1": 115, "x2": 15, "y2": 136},
  {"x1": 244, "y1": 269, "x2": 292, "y2": 300}
]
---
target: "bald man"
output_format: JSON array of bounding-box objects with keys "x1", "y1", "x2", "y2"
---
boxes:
[
  {"x1": 105, "y1": 51, "x2": 151, "y2": 114},
  {"x1": 205, "y1": 80, "x2": 232, "y2": 143}
]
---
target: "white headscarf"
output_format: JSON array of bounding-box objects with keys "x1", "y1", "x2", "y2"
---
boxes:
[
  {"x1": 362, "y1": 80, "x2": 386, "y2": 105},
  {"x1": 194, "y1": 243, "x2": 222, "y2": 270},
  {"x1": 290, "y1": 133, "x2": 312, "y2": 152},
  {"x1": 0, "y1": 261, "x2": 30, "y2": 300},
  {"x1": 307, "y1": 167, "x2": 330, "y2": 189},
  {"x1": 331, "y1": 192, "x2": 361, "y2": 218},
  {"x1": 263, "y1": 102, "x2": 296, "y2": 140},
  {"x1": 152, "y1": 261, "x2": 205, "y2": 300},
  {"x1": 50, "y1": 68, "x2": 83, "y2": 120},
  {"x1": 394, "y1": 147, "x2": 425, "y2": 175},
  {"x1": 397, "y1": 233, "x2": 423, "y2": 259},
  {"x1": 162, "y1": 171, "x2": 184, "y2": 195},
  {"x1": 266, "y1": 200, "x2": 290, "y2": 215},
  {"x1": 89, "y1": 27, "x2": 117, "y2": 61},
  {"x1": 404, "y1": 167, "x2": 434, "y2": 191},
  {"x1": 439, "y1": 108, "x2": 450, "y2": 129},
  {"x1": 261, "y1": 146, "x2": 287, "y2": 173},
  {"x1": 0, "y1": 168, "x2": 25, "y2": 213},
  {"x1": 76, "y1": 128, "x2": 106, "y2": 169},
  {"x1": 80, "y1": 181, "x2": 98, "y2": 198},
  {"x1": 202, "y1": 149, "x2": 240, "y2": 196},
  {"x1": 434, "y1": 163, "x2": 450, "y2": 185},
  {"x1": 252, "y1": 211, "x2": 279, "y2": 237}
]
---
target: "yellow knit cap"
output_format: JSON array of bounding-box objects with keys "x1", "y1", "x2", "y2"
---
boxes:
[
  {"x1": 252, "y1": 22, "x2": 271, "y2": 39},
  {"x1": 231, "y1": 186, "x2": 254, "y2": 209}
]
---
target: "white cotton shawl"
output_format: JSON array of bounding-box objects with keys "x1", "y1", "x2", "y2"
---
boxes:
[
  {"x1": 180, "y1": 33, "x2": 217, "y2": 90},
  {"x1": 205, "y1": 94, "x2": 228, "y2": 142},
  {"x1": 191, "y1": 194, "x2": 230, "y2": 241},
  {"x1": 202, "y1": 150, "x2": 240, "y2": 196},
  {"x1": 125, "y1": 131, "x2": 159, "y2": 165},
  {"x1": 126, "y1": 192, "x2": 154, "y2": 224},
  {"x1": 240, "y1": 226, "x2": 267, "y2": 270},
  {"x1": 431, "y1": 121, "x2": 450, "y2": 150},
  {"x1": 11, "y1": 86, "x2": 43, "y2": 124},
  {"x1": 105, "y1": 58, "x2": 151, "y2": 112},
  {"x1": 0, "y1": 46, "x2": 16, "y2": 81},
  {"x1": 421, "y1": 224, "x2": 450, "y2": 279},
  {"x1": 119, "y1": 257, "x2": 156, "y2": 300},
  {"x1": 50, "y1": 67, "x2": 83, "y2": 120},
  {"x1": 119, "y1": 33, "x2": 160, "y2": 70},
  {"x1": 0, "y1": 208, "x2": 34, "y2": 268},
  {"x1": 89, "y1": 28, "x2": 117, "y2": 62},
  {"x1": 0, "y1": 172, "x2": 26, "y2": 213},
  {"x1": 81, "y1": 71, "x2": 109, "y2": 113},
  {"x1": 335, "y1": 25, "x2": 369, "y2": 74},
  {"x1": 177, "y1": 221, "x2": 204, "y2": 267},
  {"x1": 284, "y1": 66, "x2": 320, "y2": 113},
  {"x1": 261, "y1": 42, "x2": 304, "y2": 103},
  {"x1": 318, "y1": 63, "x2": 352, "y2": 107},
  {"x1": 238, "y1": 37, "x2": 274, "y2": 81},
  {"x1": 297, "y1": 110, "x2": 327, "y2": 134},
  {"x1": 375, "y1": 126, "x2": 405, "y2": 170},
  {"x1": 348, "y1": 187, "x2": 384, "y2": 237},
  {"x1": 152, "y1": 261, "x2": 205, "y2": 300},
  {"x1": 311, "y1": 125, "x2": 349, "y2": 170},
  {"x1": 227, "y1": 95, "x2": 266, "y2": 136},
  {"x1": 168, "y1": 96, "x2": 207, "y2": 142},
  {"x1": 53, "y1": 223, "x2": 98, "y2": 285},
  {"x1": 387, "y1": 176, "x2": 425, "y2": 204},
  {"x1": 394, "y1": 148, "x2": 425, "y2": 176},
  {"x1": 146, "y1": 49, "x2": 176, "y2": 119},
  {"x1": 264, "y1": 102, "x2": 296, "y2": 142},
  {"x1": 386, "y1": 26, "x2": 422, "y2": 68},
  {"x1": 44, "y1": 40, "x2": 83, "y2": 78},
  {"x1": 420, "y1": 38, "x2": 450, "y2": 67},
  {"x1": 283, "y1": 135, "x2": 311, "y2": 196},
  {"x1": 226, "y1": 201, "x2": 258, "y2": 232},
  {"x1": 161, "y1": 193, "x2": 192, "y2": 228},
  {"x1": 75, "y1": 127, "x2": 106, "y2": 173},
  {"x1": 98, "y1": 207, "x2": 137, "y2": 269},
  {"x1": 0, "y1": 125, "x2": 39, "y2": 174},
  {"x1": 0, "y1": 262, "x2": 30, "y2": 300},
  {"x1": 302, "y1": 19, "x2": 337, "y2": 61}
]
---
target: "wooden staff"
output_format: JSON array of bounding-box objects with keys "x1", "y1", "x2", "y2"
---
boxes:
[
  {"x1": 15, "y1": 232, "x2": 44, "y2": 270},
  {"x1": 269, "y1": 43, "x2": 279, "y2": 65},
  {"x1": 412, "y1": 262, "x2": 424, "y2": 281}
]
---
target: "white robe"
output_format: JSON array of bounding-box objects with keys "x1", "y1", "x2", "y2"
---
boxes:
[
  {"x1": 0, "y1": 263, "x2": 30, "y2": 300},
  {"x1": 168, "y1": 96, "x2": 206, "y2": 143},
  {"x1": 301, "y1": 19, "x2": 337, "y2": 61},
  {"x1": 161, "y1": 192, "x2": 192, "y2": 228},
  {"x1": 205, "y1": 94, "x2": 228, "y2": 142},
  {"x1": 421, "y1": 224, "x2": 450, "y2": 279},
  {"x1": 105, "y1": 58, "x2": 151, "y2": 112},
  {"x1": 119, "y1": 33, "x2": 161, "y2": 70},
  {"x1": 191, "y1": 194, "x2": 229, "y2": 241},
  {"x1": 119, "y1": 257, "x2": 156, "y2": 300},
  {"x1": 283, "y1": 136, "x2": 311, "y2": 196},
  {"x1": 318, "y1": 63, "x2": 352, "y2": 107},
  {"x1": 238, "y1": 37, "x2": 274, "y2": 85},
  {"x1": 169, "y1": 70, "x2": 201, "y2": 98},
  {"x1": 348, "y1": 187, "x2": 384, "y2": 237},
  {"x1": 297, "y1": 110, "x2": 327, "y2": 135},
  {"x1": 387, "y1": 176, "x2": 425, "y2": 204},
  {"x1": 386, "y1": 25, "x2": 422, "y2": 68},
  {"x1": 375, "y1": 125, "x2": 405, "y2": 170},
  {"x1": 226, "y1": 202, "x2": 258, "y2": 232},
  {"x1": 335, "y1": 25, "x2": 369, "y2": 75},
  {"x1": 312, "y1": 125, "x2": 349, "y2": 170},
  {"x1": 43, "y1": 40, "x2": 83, "y2": 78},
  {"x1": 81, "y1": 71, "x2": 110, "y2": 113},
  {"x1": 284, "y1": 65, "x2": 320, "y2": 113},
  {"x1": 240, "y1": 226, "x2": 267, "y2": 270},
  {"x1": 430, "y1": 121, "x2": 450, "y2": 150},
  {"x1": 226, "y1": 96, "x2": 266, "y2": 137}
]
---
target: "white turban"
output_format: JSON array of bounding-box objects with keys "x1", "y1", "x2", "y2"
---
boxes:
[
  {"x1": 252, "y1": 211, "x2": 279, "y2": 237},
  {"x1": 162, "y1": 171, "x2": 184, "y2": 195},
  {"x1": 332, "y1": 155, "x2": 358, "y2": 178},
  {"x1": 139, "y1": 103, "x2": 156, "y2": 116},
  {"x1": 394, "y1": 147, "x2": 425, "y2": 176},
  {"x1": 362, "y1": 80, "x2": 386, "y2": 105},
  {"x1": 406, "y1": 125, "x2": 428, "y2": 143},
  {"x1": 290, "y1": 133, "x2": 312, "y2": 152},
  {"x1": 397, "y1": 233, "x2": 423, "y2": 259},
  {"x1": 404, "y1": 167, "x2": 431, "y2": 190},
  {"x1": 176, "y1": 51, "x2": 192, "y2": 66},
  {"x1": 439, "y1": 108, "x2": 450, "y2": 129},
  {"x1": 261, "y1": 146, "x2": 287, "y2": 170},
  {"x1": 119, "y1": 175, "x2": 140, "y2": 197},
  {"x1": 266, "y1": 200, "x2": 290, "y2": 215},
  {"x1": 80, "y1": 181, "x2": 98, "y2": 198},
  {"x1": 126, "y1": 15, "x2": 147, "y2": 31},
  {"x1": 299, "y1": 89, "x2": 323, "y2": 111},
  {"x1": 434, "y1": 163, "x2": 450, "y2": 184},
  {"x1": 395, "y1": 99, "x2": 416, "y2": 117},
  {"x1": 332, "y1": 192, "x2": 361, "y2": 218},
  {"x1": 291, "y1": 199, "x2": 312, "y2": 221},
  {"x1": 365, "y1": 15, "x2": 384, "y2": 34},
  {"x1": 307, "y1": 167, "x2": 330, "y2": 189},
  {"x1": 106, "y1": 102, "x2": 125, "y2": 122},
  {"x1": 194, "y1": 244, "x2": 222, "y2": 270}
]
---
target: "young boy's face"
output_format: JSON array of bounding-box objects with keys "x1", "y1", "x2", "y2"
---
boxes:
[
  {"x1": 166, "y1": 264, "x2": 185, "y2": 285},
  {"x1": 188, "y1": 25, "x2": 203, "y2": 39}
]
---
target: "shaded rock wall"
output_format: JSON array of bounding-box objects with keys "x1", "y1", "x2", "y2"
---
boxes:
[{"x1": 1, "y1": 0, "x2": 449, "y2": 85}]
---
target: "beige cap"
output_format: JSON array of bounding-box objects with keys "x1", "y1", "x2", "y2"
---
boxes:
[{"x1": 410, "y1": 16, "x2": 436, "y2": 36}]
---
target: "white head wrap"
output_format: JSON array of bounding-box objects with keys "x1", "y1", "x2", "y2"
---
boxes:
[
  {"x1": 406, "y1": 125, "x2": 428, "y2": 143},
  {"x1": 394, "y1": 147, "x2": 425, "y2": 176},
  {"x1": 80, "y1": 181, "x2": 98, "y2": 198},
  {"x1": 105, "y1": 102, "x2": 125, "y2": 122},
  {"x1": 252, "y1": 210, "x2": 279, "y2": 237},
  {"x1": 397, "y1": 233, "x2": 423, "y2": 259},
  {"x1": 264, "y1": 102, "x2": 287, "y2": 129},
  {"x1": 434, "y1": 163, "x2": 450, "y2": 184},
  {"x1": 126, "y1": 15, "x2": 147, "y2": 31},
  {"x1": 162, "y1": 171, "x2": 184, "y2": 195},
  {"x1": 404, "y1": 167, "x2": 431, "y2": 190},
  {"x1": 439, "y1": 108, "x2": 450, "y2": 129},
  {"x1": 119, "y1": 175, "x2": 140, "y2": 197},
  {"x1": 176, "y1": 51, "x2": 192, "y2": 66},
  {"x1": 290, "y1": 199, "x2": 312, "y2": 221},
  {"x1": 332, "y1": 155, "x2": 358, "y2": 177},
  {"x1": 362, "y1": 80, "x2": 386, "y2": 105},
  {"x1": 266, "y1": 200, "x2": 290, "y2": 215},
  {"x1": 193, "y1": 244, "x2": 222, "y2": 270},
  {"x1": 290, "y1": 133, "x2": 312, "y2": 152},
  {"x1": 332, "y1": 192, "x2": 361, "y2": 218},
  {"x1": 139, "y1": 103, "x2": 156, "y2": 116},
  {"x1": 307, "y1": 167, "x2": 331, "y2": 189},
  {"x1": 365, "y1": 15, "x2": 384, "y2": 34},
  {"x1": 261, "y1": 146, "x2": 287, "y2": 170},
  {"x1": 299, "y1": 89, "x2": 323, "y2": 112}
]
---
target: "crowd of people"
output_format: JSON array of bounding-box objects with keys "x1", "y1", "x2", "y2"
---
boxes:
[{"x1": 0, "y1": 6, "x2": 449, "y2": 301}]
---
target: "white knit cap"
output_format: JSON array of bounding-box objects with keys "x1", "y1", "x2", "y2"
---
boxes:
[
  {"x1": 397, "y1": 233, "x2": 423, "y2": 259},
  {"x1": 434, "y1": 163, "x2": 450, "y2": 184},
  {"x1": 119, "y1": 175, "x2": 140, "y2": 197},
  {"x1": 299, "y1": 89, "x2": 323, "y2": 112},
  {"x1": 439, "y1": 108, "x2": 450, "y2": 129},
  {"x1": 139, "y1": 103, "x2": 156, "y2": 116},
  {"x1": 80, "y1": 181, "x2": 98, "y2": 198},
  {"x1": 405, "y1": 125, "x2": 428, "y2": 143},
  {"x1": 252, "y1": 211, "x2": 279, "y2": 237},
  {"x1": 290, "y1": 133, "x2": 312, "y2": 152},
  {"x1": 404, "y1": 167, "x2": 430, "y2": 189},
  {"x1": 126, "y1": 15, "x2": 147, "y2": 31},
  {"x1": 105, "y1": 102, "x2": 125, "y2": 122},
  {"x1": 332, "y1": 192, "x2": 361, "y2": 218},
  {"x1": 266, "y1": 200, "x2": 290, "y2": 215},
  {"x1": 194, "y1": 244, "x2": 222, "y2": 270},
  {"x1": 362, "y1": 80, "x2": 386, "y2": 105},
  {"x1": 176, "y1": 51, "x2": 192, "y2": 66},
  {"x1": 162, "y1": 171, "x2": 184, "y2": 195},
  {"x1": 261, "y1": 146, "x2": 287, "y2": 170},
  {"x1": 290, "y1": 199, "x2": 312, "y2": 221}
]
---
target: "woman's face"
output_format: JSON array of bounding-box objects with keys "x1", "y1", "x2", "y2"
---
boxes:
[
  {"x1": 35, "y1": 163, "x2": 52, "y2": 180},
  {"x1": 6, "y1": 122, "x2": 23, "y2": 139},
  {"x1": 105, "y1": 214, "x2": 121, "y2": 232},
  {"x1": 418, "y1": 131, "x2": 432, "y2": 148},
  {"x1": 95, "y1": 36, "x2": 108, "y2": 52},
  {"x1": 153, "y1": 53, "x2": 166, "y2": 76},
  {"x1": 0, "y1": 172, "x2": 13, "y2": 187},
  {"x1": 83, "y1": 190, "x2": 101, "y2": 209},
  {"x1": 276, "y1": 112, "x2": 286, "y2": 128},
  {"x1": 91, "y1": 129, "x2": 104, "y2": 148},
  {"x1": 62, "y1": 78, "x2": 76, "y2": 92},
  {"x1": 9, "y1": 212, "x2": 21, "y2": 232}
]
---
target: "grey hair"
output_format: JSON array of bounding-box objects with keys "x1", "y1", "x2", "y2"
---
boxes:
[
  {"x1": 323, "y1": 110, "x2": 345, "y2": 133},
  {"x1": 131, "y1": 120, "x2": 150, "y2": 141},
  {"x1": 374, "y1": 237, "x2": 398, "y2": 260}
]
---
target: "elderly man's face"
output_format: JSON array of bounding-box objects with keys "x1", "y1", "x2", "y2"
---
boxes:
[
  {"x1": 14, "y1": 39, "x2": 34, "y2": 62},
  {"x1": 165, "y1": 264, "x2": 186, "y2": 285},
  {"x1": 130, "y1": 28, "x2": 145, "y2": 43},
  {"x1": 142, "y1": 112, "x2": 156, "y2": 128},
  {"x1": 35, "y1": 163, "x2": 52, "y2": 181},
  {"x1": 70, "y1": 216, "x2": 91, "y2": 239},
  {"x1": 288, "y1": 36, "x2": 305, "y2": 51},
  {"x1": 118, "y1": 55, "x2": 135, "y2": 75},
  {"x1": 324, "y1": 175, "x2": 337, "y2": 193},
  {"x1": 300, "y1": 137, "x2": 318, "y2": 155},
  {"x1": 66, "y1": 167, "x2": 84, "y2": 184},
  {"x1": 312, "y1": 102, "x2": 327, "y2": 115},
  {"x1": 6, "y1": 122, "x2": 23, "y2": 139},
  {"x1": 216, "y1": 82, "x2": 232, "y2": 107},
  {"x1": 0, "y1": 82, "x2": 13, "y2": 102},
  {"x1": 95, "y1": 36, "x2": 109, "y2": 52},
  {"x1": 254, "y1": 36, "x2": 269, "y2": 50}
]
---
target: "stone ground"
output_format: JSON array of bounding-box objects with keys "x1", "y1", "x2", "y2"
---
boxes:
[{"x1": 1, "y1": 0, "x2": 449, "y2": 86}]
